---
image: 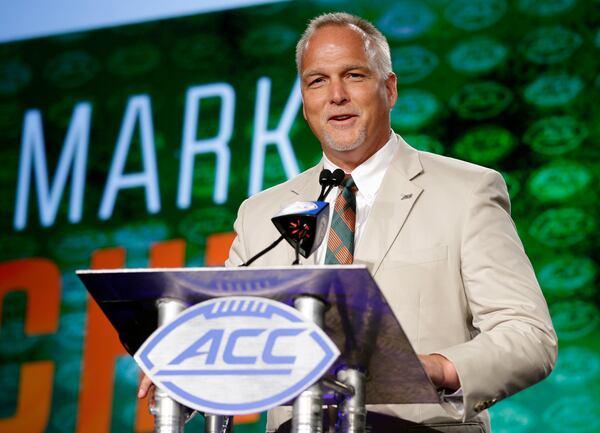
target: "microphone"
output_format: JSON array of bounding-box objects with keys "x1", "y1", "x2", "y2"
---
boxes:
[
  {"x1": 272, "y1": 168, "x2": 345, "y2": 261},
  {"x1": 271, "y1": 200, "x2": 330, "y2": 259},
  {"x1": 331, "y1": 168, "x2": 345, "y2": 186},
  {"x1": 320, "y1": 168, "x2": 345, "y2": 201},
  {"x1": 317, "y1": 169, "x2": 332, "y2": 201},
  {"x1": 275, "y1": 168, "x2": 344, "y2": 261},
  {"x1": 240, "y1": 167, "x2": 344, "y2": 266}
]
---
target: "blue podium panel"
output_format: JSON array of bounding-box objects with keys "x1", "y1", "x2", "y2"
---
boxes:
[{"x1": 77, "y1": 265, "x2": 440, "y2": 404}]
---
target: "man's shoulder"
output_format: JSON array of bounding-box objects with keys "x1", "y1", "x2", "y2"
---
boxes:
[
  {"x1": 396, "y1": 134, "x2": 500, "y2": 182},
  {"x1": 411, "y1": 146, "x2": 502, "y2": 190},
  {"x1": 243, "y1": 163, "x2": 321, "y2": 207},
  {"x1": 418, "y1": 149, "x2": 497, "y2": 177}
]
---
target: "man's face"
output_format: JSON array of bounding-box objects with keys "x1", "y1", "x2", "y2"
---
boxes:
[{"x1": 300, "y1": 24, "x2": 397, "y2": 168}]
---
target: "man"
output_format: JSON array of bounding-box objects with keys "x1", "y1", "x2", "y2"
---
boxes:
[{"x1": 224, "y1": 12, "x2": 557, "y2": 433}]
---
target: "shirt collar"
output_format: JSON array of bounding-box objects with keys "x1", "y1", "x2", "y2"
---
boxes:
[{"x1": 322, "y1": 132, "x2": 399, "y2": 204}]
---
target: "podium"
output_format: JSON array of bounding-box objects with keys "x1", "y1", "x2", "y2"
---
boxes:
[{"x1": 77, "y1": 265, "x2": 439, "y2": 433}]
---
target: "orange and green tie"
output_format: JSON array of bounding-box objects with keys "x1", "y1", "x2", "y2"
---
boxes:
[{"x1": 325, "y1": 175, "x2": 357, "y2": 265}]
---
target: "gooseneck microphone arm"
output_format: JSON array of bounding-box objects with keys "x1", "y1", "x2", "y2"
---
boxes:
[
  {"x1": 239, "y1": 235, "x2": 285, "y2": 267},
  {"x1": 292, "y1": 240, "x2": 301, "y2": 265}
]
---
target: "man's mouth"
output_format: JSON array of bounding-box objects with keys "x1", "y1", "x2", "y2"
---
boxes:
[{"x1": 328, "y1": 114, "x2": 357, "y2": 123}]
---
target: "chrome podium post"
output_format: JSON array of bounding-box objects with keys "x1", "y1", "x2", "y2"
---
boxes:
[
  {"x1": 292, "y1": 296, "x2": 327, "y2": 433},
  {"x1": 336, "y1": 369, "x2": 366, "y2": 433},
  {"x1": 205, "y1": 414, "x2": 232, "y2": 433},
  {"x1": 153, "y1": 298, "x2": 187, "y2": 433}
]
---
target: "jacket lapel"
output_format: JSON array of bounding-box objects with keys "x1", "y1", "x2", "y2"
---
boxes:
[
  {"x1": 354, "y1": 137, "x2": 423, "y2": 275},
  {"x1": 285, "y1": 163, "x2": 324, "y2": 265}
]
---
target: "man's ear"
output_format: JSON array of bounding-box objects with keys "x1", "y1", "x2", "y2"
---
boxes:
[
  {"x1": 302, "y1": 97, "x2": 307, "y2": 120},
  {"x1": 385, "y1": 72, "x2": 398, "y2": 109}
]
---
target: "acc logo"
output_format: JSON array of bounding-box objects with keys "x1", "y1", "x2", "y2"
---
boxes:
[{"x1": 135, "y1": 296, "x2": 339, "y2": 415}]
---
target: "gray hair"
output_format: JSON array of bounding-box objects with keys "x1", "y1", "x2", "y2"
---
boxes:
[{"x1": 295, "y1": 12, "x2": 393, "y2": 79}]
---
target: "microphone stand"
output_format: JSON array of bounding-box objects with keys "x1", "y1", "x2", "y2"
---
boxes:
[
  {"x1": 292, "y1": 240, "x2": 301, "y2": 265},
  {"x1": 239, "y1": 235, "x2": 285, "y2": 267}
]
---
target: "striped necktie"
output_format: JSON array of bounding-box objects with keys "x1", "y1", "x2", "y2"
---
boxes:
[{"x1": 325, "y1": 175, "x2": 357, "y2": 265}]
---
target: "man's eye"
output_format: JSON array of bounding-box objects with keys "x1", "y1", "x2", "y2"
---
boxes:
[
  {"x1": 310, "y1": 78, "x2": 324, "y2": 86},
  {"x1": 348, "y1": 73, "x2": 365, "y2": 79}
]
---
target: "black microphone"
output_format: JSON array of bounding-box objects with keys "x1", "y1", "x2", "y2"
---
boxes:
[
  {"x1": 331, "y1": 168, "x2": 345, "y2": 186},
  {"x1": 317, "y1": 169, "x2": 332, "y2": 201},
  {"x1": 321, "y1": 168, "x2": 345, "y2": 200}
]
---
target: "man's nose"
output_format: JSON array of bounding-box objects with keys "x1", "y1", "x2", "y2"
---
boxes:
[{"x1": 329, "y1": 79, "x2": 349, "y2": 104}]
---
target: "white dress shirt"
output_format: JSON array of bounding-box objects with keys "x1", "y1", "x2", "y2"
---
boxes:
[{"x1": 315, "y1": 132, "x2": 399, "y2": 264}]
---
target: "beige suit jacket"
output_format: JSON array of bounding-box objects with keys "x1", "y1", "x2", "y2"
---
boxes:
[{"x1": 226, "y1": 135, "x2": 557, "y2": 431}]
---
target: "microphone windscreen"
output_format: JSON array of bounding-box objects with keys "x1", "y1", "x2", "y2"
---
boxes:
[
  {"x1": 331, "y1": 169, "x2": 345, "y2": 186},
  {"x1": 319, "y1": 169, "x2": 332, "y2": 186}
]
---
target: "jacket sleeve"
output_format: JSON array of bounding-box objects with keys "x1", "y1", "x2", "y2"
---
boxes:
[{"x1": 436, "y1": 170, "x2": 557, "y2": 420}]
